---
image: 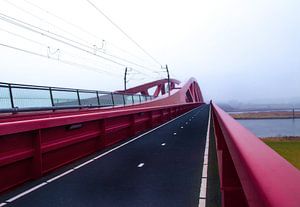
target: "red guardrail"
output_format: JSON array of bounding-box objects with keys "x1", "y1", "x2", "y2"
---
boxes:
[
  {"x1": 211, "y1": 103, "x2": 300, "y2": 207},
  {"x1": 0, "y1": 102, "x2": 200, "y2": 194}
]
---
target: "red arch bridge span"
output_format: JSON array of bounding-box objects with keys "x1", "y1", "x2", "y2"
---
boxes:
[{"x1": 0, "y1": 78, "x2": 299, "y2": 207}]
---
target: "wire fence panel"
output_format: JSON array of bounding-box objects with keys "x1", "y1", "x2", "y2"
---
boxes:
[
  {"x1": 0, "y1": 86, "x2": 11, "y2": 109},
  {"x1": 52, "y1": 90, "x2": 79, "y2": 107},
  {"x1": 11, "y1": 87, "x2": 52, "y2": 108}
]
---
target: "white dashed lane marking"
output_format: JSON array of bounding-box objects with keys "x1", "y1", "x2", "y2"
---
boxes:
[{"x1": 137, "y1": 163, "x2": 145, "y2": 168}]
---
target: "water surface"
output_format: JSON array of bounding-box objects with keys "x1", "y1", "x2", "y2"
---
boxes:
[{"x1": 237, "y1": 118, "x2": 300, "y2": 137}]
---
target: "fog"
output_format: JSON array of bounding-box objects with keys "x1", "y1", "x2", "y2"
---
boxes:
[{"x1": 0, "y1": 0, "x2": 299, "y2": 103}]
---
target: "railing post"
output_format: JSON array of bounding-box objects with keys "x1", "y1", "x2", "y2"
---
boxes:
[
  {"x1": 139, "y1": 95, "x2": 141, "y2": 103},
  {"x1": 131, "y1": 95, "x2": 134, "y2": 105},
  {"x1": 122, "y1": 94, "x2": 126, "y2": 106},
  {"x1": 8, "y1": 84, "x2": 14, "y2": 109},
  {"x1": 77, "y1": 90, "x2": 81, "y2": 105},
  {"x1": 49, "y1": 87, "x2": 55, "y2": 107},
  {"x1": 96, "y1": 91, "x2": 101, "y2": 106},
  {"x1": 111, "y1": 92, "x2": 115, "y2": 106}
]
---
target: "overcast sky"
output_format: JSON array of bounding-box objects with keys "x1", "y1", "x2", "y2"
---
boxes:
[{"x1": 0, "y1": 0, "x2": 299, "y2": 103}]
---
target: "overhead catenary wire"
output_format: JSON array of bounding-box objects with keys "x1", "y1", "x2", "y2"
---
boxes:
[
  {"x1": 2, "y1": 0, "x2": 92, "y2": 47},
  {"x1": 22, "y1": 0, "x2": 160, "y2": 69},
  {"x1": 0, "y1": 42, "x2": 120, "y2": 77},
  {"x1": 0, "y1": 12, "x2": 157, "y2": 75},
  {"x1": 0, "y1": 13, "x2": 158, "y2": 78},
  {"x1": 85, "y1": 0, "x2": 163, "y2": 67},
  {"x1": 0, "y1": 26, "x2": 121, "y2": 74},
  {"x1": 1, "y1": 1, "x2": 158, "y2": 74}
]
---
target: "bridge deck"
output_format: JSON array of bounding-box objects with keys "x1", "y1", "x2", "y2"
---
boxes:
[{"x1": 1, "y1": 105, "x2": 210, "y2": 207}]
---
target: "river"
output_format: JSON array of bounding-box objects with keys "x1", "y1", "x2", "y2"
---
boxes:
[{"x1": 237, "y1": 118, "x2": 300, "y2": 137}]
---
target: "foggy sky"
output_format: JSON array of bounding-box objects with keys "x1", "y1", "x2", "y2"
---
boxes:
[{"x1": 0, "y1": 0, "x2": 299, "y2": 103}]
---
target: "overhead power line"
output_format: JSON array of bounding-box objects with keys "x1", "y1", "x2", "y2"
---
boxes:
[
  {"x1": 0, "y1": 12, "x2": 153, "y2": 72},
  {"x1": 85, "y1": 0, "x2": 163, "y2": 67},
  {"x1": 0, "y1": 42, "x2": 120, "y2": 77},
  {"x1": 0, "y1": 27, "x2": 122, "y2": 73},
  {"x1": 3, "y1": 0, "x2": 91, "y2": 46},
  {"x1": 0, "y1": 12, "x2": 158, "y2": 78},
  {"x1": 22, "y1": 0, "x2": 159, "y2": 70}
]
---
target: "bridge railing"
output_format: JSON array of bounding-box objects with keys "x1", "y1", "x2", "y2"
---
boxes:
[
  {"x1": 211, "y1": 103, "x2": 300, "y2": 207},
  {"x1": 0, "y1": 82, "x2": 154, "y2": 113}
]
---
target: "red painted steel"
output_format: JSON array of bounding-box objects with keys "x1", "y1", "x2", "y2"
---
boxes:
[
  {"x1": 0, "y1": 78, "x2": 203, "y2": 194},
  {"x1": 211, "y1": 103, "x2": 300, "y2": 207},
  {"x1": 118, "y1": 78, "x2": 181, "y2": 96}
]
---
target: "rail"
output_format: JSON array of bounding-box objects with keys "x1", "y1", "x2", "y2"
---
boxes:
[
  {"x1": 211, "y1": 103, "x2": 300, "y2": 207},
  {"x1": 0, "y1": 82, "x2": 154, "y2": 113}
]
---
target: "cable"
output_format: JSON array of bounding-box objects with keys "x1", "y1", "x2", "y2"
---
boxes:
[
  {"x1": 3, "y1": 0, "x2": 92, "y2": 46},
  {"x1": 0, "y1": 13, "x2": 159, "y2": 78},
  {"x1": 22, "y1": 0, "x2": 160, "y2": 70},
  {"x1": 85, "y1": 0, "x2": 163, "y2": 67},
  {"x1": 0, "y1": 12, "x2": 160, "y2": 77},
  {"x1": 0, "y1": 27, "x2": 121, "y2": 75},
  {"x1": 0, "y1": 42, "x2": 119, "y2": 77}
]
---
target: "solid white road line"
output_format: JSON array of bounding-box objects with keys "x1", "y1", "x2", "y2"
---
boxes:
[
  {"x1": 3, "y1": 105, "x2": 203, "y2": 204},
  {"x1": 46, "y1": 169, "x2": 74, "y2": 183},
  {"x1": 0, "y1": 202, "x2": 7, "y2": 206},
  {"x1": 6, "y1": 182, "x2": 47, "y2": 203},
  {"x1": 198, "y1": 105, "x2": 211, "y2": 207}
]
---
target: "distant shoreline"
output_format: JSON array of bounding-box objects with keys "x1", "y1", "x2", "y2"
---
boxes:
[
  {"x1": 230, "y1": 111, "x2": 300, "y2": 119},
  {"x1": 260, "y1": 136, "x2": 300, "y2": 141}
]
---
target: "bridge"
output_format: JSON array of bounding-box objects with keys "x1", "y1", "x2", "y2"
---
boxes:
[{"x1": 0, "y1": 78, "x2": 300, "y2": 207}]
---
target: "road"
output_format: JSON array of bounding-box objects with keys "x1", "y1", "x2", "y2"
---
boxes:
[{"x1": 1, "y1": 104, "x2": 209, "y2": 207}]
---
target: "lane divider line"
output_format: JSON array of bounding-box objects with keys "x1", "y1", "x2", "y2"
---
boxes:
[
  {"x1": 198, "y1": 105, "x2": 211, "y2": 207},
  {"x1": 46, "y1": 169, "x2": 74, "y2": 183},
  {"x1": 2, "y1": 105, "x2": 204, "y2": 204},
  {"x1": 137, "y1": 163, "x2": 144, "y2": 168},
  {"x1": 6, "y1": 182, "x2": 47, "y2": 203}
]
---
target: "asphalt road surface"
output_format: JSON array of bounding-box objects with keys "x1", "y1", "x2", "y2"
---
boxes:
[{"x1": 1, "y1": 104, "x2": 209, "y2": 207}]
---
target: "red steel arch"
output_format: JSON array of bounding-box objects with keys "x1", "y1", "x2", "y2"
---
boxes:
[{"x1": 123, "y1": 77, "x2": 204, "y2": 107}]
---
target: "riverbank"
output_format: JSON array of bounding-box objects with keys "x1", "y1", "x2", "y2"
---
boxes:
[
  {"x1": 262, "y1": 136, "x2": 300, "y2": 170},
  {"x1": 231, "y1": 111, "x2": 300, "y2": 119}
]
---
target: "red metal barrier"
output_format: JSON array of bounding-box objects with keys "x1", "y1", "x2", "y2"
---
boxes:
[
  {"x1": 0, "y1": 102, "x2": 200, "y2": 193},
  {"x1": 211, "y1": 103, "x2": 300, "y2": 207}
]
